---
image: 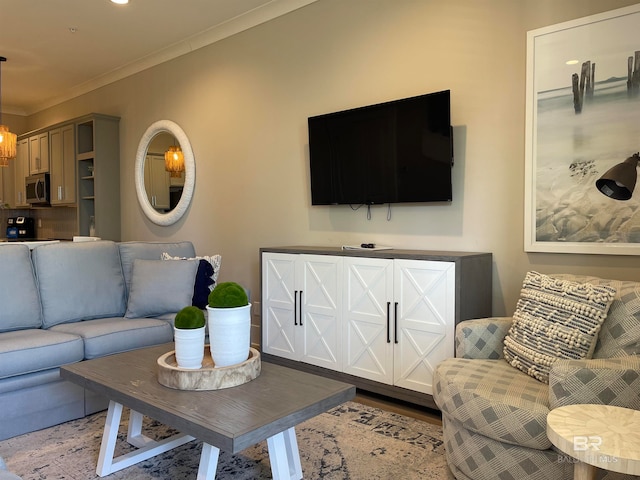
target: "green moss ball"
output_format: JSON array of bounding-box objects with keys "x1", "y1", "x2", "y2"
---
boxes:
[
  {"x1": 174, "y1": 306, "x2": 206, "y2": 329},
  {"x1": 208, "y1": 282, "x2": 248, "y2": 308}
]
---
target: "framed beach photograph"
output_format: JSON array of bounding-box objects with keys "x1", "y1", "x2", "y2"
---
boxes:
[{"x1": 524, "y1": 4, "x2": 640, "y2": 255}]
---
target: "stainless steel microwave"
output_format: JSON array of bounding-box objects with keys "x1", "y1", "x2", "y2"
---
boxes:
[{"x1": 26, "y1": 173, "x2": 51, "y2": 205}]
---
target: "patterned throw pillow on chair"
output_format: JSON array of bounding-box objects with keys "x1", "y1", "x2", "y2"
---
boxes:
[{"x1": 503, "y1": 271, "x2": 617, "y2": 383}]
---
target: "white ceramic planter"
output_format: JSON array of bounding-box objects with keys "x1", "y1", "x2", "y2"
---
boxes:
[
  {"x1": 173, "y1": 325, "x2": 206, "y2": 369},
  {"x1": 206, "y1": 303, "x2": 251, "y2": 368}
]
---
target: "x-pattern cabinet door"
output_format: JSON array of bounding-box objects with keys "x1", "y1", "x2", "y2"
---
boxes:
[
  {"x1": 343, "y1": 257, "x2": 455, "y2": 394},
  {"x1": 393, "y1": 259, "x2": 455, "y2": 395},
  {"x1": 262, "y1": 253, "x2": 298, "y2": 361},
  {"x1": 298, "y1": 255, "x2": 342, "y2": 370},
  {"x1": 262, "y1": 253, "x2": 342, "y2": 371},
  {"x1": 343, "y1": 257, "x2": 394, "y2": 385}
]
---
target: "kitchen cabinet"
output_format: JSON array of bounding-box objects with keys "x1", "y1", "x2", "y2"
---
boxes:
[
  {"x1": 144, "y1": 154, "x2": 170, "y2": 210},
  {"x1": 262, "y1": 253, "x2": 342, "y2": 371},
  {"x1": 49, "y1": 124, "x2": 76, "y2": 205},
  {"x1": 14, "y1": 138, "x2": 29, "y2": 207},
  {"x1": 261, "y1": 247, "x2": 492, "y2": 408},
  {"x1": 29, "y1": 132, "x2": 49, "y2": 174},
  {"x1": 76, "y1": 114, "x2": 120, "y2": 240}
]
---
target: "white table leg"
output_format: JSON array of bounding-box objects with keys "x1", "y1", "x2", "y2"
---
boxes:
[
  {"x1": 127, "y1": 409, "x2": 155, "y2": 448},
  {"x1": 267, "y1": 427, "x2": 303, "y2": 480},
  {"x1": 96, "y1": 400, "x2": 123, "y2": 476},
  {"x1": 95, "y1": 401, "x2": 196, "y2": 477},
  {"x1": 197, "y1": 443, "x2": 220, "y2": 480}
]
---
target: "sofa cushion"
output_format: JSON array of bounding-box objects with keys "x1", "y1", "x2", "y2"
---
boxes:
[
  {"x1": 503, "y1": 271, "x2": 616, "y2": 383},
  {"x1": 0, "y1": 244, "x2": 42, "y2": 332},
  {"x1": 124, "y1": 259, "x2": 197, "y2": 318},
  {"x1": 434, "y1": 358, "x2": 551, "y2": 450},
  {"x1": 49, "y1": 316, "x2": 173, "y2": 359},
  {"x1": 0, "y1": 329, "x2": 84, "y2": 380},
  {"x1": 118, "y1": 241, "x2": 196, "y2": 297},
  {"x1": 551, "y1": 274, "x2": 640, "y2": 358},
  {"x1": 32, "y1": 241, "x2": 127, "y2": 328}
]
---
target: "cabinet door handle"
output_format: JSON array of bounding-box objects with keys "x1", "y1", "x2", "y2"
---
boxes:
[
  {"x1": 299, "y1": 290, "x2": 303, "y2": 326},
  {"x1": 386, "y1": 302, "x2": 391, "y2": 343},
  {"x1": 394, "y1": 302, "x2": 399, "y2": 344},
  {"x1": 58, "y1": 185, "x2": 63, "y2": 200},
  {"x1": 294, "y1": 290, "x2": 298, "y2": 325}
]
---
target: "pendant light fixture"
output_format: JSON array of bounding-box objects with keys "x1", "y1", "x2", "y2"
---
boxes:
[
  {"x1": 0, "y1": 57, "x2": 17, "y2": 167},
  {"x1": 165, "y1": 139, "x2": 185, "y2": 178},
  {"x1": 596, "y1": 153, "x2": 640, "y2": 200}
]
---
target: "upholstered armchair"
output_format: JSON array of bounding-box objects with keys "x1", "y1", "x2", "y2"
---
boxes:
[{"x1": 433, "y1": 274, "x2": 640, "y2": 480}]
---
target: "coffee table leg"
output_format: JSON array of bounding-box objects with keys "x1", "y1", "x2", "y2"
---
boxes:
[
  {"x1": 95, "y1": 400, "x2": 196, "y2": 477},
  {"x1": 197, "y1": 443, "x2": 220, "y2": 480},
  {"x1": 574, "y1": 461, "x2": 597, "y2": 480},
  {"x1": 267, "y1": 427, "x2": 303, "y2": 480},
  {"x1": 96, "y1": 400, "x2": 123, "y2": 476}
]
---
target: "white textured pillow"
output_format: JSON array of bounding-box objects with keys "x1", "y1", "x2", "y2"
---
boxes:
[
  {"x1": 161, "y1": 252, "x2": 222, "y2": 288},
  {"x1": 503, "y1": 271, "x2": 616, "y2": 383},
  {"x1": 125, "y1": 259, "x2": 197, "y2": 318}
]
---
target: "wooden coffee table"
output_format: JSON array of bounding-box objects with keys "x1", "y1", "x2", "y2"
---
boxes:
[
  {"x1": 547, "y1": 404, "x2": 640, "y2": 480},
  {"x1": 60, "y1": 344, "x2": 355, "y2": 480}
]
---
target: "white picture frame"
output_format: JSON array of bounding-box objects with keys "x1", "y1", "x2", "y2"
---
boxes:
[{"x1": 524, "y1": 4, "x2": 640, "y2": 255}]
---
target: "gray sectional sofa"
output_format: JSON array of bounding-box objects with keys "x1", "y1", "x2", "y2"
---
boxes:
[{"x1": 0, "y1": 240, "x2": 202, "y2": 441}]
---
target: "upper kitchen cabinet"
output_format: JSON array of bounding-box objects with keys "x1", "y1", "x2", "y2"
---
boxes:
[
  {"x1": 49, "y1": 124, "x2": 76, "y2": 205},
  {"x1": 76, "y1": 114, "x2": 120, "y2": 241},
  {"x1": 14, "y1": 137, "x2": 29, "y2": 207},
  {"x1": 29, "y1": 132, "x2": 49, "y2": 174}
]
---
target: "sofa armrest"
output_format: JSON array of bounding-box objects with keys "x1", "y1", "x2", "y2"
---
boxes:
[
  {"x1": 455, "y1": 317, "x2": 513, "y2": 359},
  {"x1": 549, "y1": 356, "x2": 640, "y2": 410}
]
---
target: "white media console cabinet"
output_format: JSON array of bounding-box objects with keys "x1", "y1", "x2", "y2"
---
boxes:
[{"x1": 260, "y1": 246, "x2": 492, "y2": 409}]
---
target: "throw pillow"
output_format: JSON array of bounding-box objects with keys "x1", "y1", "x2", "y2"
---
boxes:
[
  {"x1": 193, "y1": 259, "x2": 215, "y2": 308},
  {"x1": 161, "y1": 252, "x2": 221, "y2": 286},
  {"x1": 161, "y1": 253, "x2": 222, "y2": 308},
  {"x1": 503, "y1": 271, "x2": 617, "y2": 383},
  {"x1": 125, "y1": 259, "x2": 197, "y2": 318}
]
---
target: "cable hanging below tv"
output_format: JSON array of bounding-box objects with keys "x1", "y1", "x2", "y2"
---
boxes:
[{"x1": 308, "y1": 89, "x2": 453, "y2": 206}]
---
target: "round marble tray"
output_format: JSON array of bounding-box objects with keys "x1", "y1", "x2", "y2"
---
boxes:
[{"x1": 157, "y1": 346, "x2": 261, "y2": 391}]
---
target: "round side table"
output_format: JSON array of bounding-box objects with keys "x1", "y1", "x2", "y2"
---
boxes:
[{"x1": 547, "y1": 404, "x2": 640, "y2": 480}]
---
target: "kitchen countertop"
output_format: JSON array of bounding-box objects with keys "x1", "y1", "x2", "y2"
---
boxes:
[{"x1": 0, "y1": 239, "x2": 61, "y2": 249}]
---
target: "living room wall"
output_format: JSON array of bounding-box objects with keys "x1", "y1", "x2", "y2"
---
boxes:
[{"x1": 23, "y1": 0, "x2": 640, "y2": 318}]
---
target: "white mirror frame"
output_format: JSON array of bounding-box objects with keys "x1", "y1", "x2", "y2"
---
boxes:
[{"x1": 135, "y1": 120, "x2": 195, "y2": 226}]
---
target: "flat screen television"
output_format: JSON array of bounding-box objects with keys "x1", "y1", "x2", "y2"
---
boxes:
[{"x1": 308, "y1": 90, "x2": 453, "y2": 205}]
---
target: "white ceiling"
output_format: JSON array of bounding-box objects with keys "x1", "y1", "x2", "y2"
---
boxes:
[{"x1": 0, "y1": 0, "x2": 316, "y2": 115}]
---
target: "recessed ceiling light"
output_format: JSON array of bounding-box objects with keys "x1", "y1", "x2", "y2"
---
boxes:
[
  {"x1": 111, "y1": 0, "x2": 129, "y2": 4},
  {"x1": 566, "y1": 59, "x2": 580, "y2": 65}
]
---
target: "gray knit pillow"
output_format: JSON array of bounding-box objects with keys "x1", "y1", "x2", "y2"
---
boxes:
[{"x1": 504, "y1": 271, "x2": 616, "y2": 383}]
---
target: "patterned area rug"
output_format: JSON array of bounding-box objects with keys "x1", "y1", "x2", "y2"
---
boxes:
[{"x1": 0, "y1": 401, "x2": 454, "y2": 479}]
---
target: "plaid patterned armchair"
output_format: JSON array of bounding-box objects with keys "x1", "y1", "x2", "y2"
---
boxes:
[{"x1": 433, "y1": 275, "x2": 640, "y2": 480}]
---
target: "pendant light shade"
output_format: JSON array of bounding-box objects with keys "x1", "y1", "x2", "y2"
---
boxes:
[
  {"x1": 596, "y1": 153, "x2": 640, "y2": 200},
  {"x1": 165, "y1": 144, "x2": 185, "y2": 178},
  {"x1": 0, "y1": 125, "x2": 16, "y2": 167},
  {"x1": 0, "y1": 56, "x2": 17, "y2": 167}
]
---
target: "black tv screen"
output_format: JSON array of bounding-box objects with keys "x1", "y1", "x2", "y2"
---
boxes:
[{"x1": 308, "y1": 90, "x2": 453, "y2": 205}]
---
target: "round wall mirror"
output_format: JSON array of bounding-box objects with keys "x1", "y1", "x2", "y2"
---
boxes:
[{"x1": 135, "y1": 120, "x2": 195, "y2": 226}]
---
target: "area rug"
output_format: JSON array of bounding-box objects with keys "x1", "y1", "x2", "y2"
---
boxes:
[{"x1": 0, "y1": 401, "x2": 454, "y2": 479}]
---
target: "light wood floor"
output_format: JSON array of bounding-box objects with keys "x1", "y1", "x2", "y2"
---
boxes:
[{"x1": 354, "y1": 390, "x2": 442, "y2": 427}]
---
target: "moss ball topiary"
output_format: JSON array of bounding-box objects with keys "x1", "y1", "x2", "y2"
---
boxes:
[
  {"x1": 174, "y1": 306, "x2": 206, "y2": 329},
  {"x1": 208, "y1": 281, "x2": 248, "y2": 308}
]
